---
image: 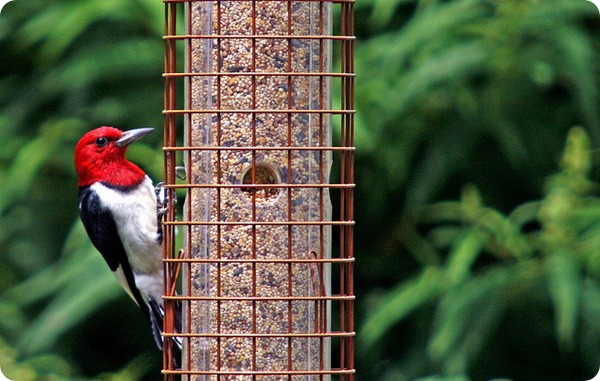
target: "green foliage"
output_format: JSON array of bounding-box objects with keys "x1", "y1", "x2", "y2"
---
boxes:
[
  {"x1": 352, "y1": 1, "x2": 600, "y2": 378},
  {"x1": 354, "y1": 0, "x2": 600, "y2": 213},
  {"x1": 360, "y1": 128, "x2": 600, "y2": 379},
  {"x1": 361, "y1": 267, "x2": 444, "y2": 348},
  {"x1": 0, "y1": 0, "x2": 165, "y2": 379},
  {"x1": 2, "y1": 0, "x2": 600, "y2": 380}
]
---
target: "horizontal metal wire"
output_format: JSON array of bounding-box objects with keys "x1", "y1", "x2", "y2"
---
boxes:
[
  {"x1": 165, "y1": 183, "x2": 354, "y2": 189},
  {"x1": 162, "y1": 369, "x2": 356, "y2": 376},
  {"x1": 163, "y1": 145, "x2": 355, "y2": 151},
  {"x1": 163, "y1": 257, "x2": 354, "y2": 263},
  {"x1": 163, "y1": 109, "x2": 354, "y2": 114},
  {"x1": 162, "y1": 332, "x2": 355, "y2": 338},
  {"x1": 163, "y1": 295, "x2": 355, "y2": 301},
  {"x1": 163, "y1": 71, "x2": 355, "y2": 77},
  {"x1": 163, "y1": 34, "x2": 355, "y2": 41},
  {"x1": 163, "y1": 220, "x2": 355, "y2": 226}
]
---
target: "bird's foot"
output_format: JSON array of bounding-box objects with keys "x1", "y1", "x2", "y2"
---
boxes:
[
  {"x1": 155, "y1": 165, "x2": 185, "y2": 218},
  {"x1": 155, "y1": 182, "x2": 176, "y2": 218}
]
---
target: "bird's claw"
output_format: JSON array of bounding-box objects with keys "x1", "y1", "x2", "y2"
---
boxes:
[
  {"x1": 155, "y1": 164, "x2": 185, "y2": 218},
  {"x1": 155, "y1": 182, "x2": 176, "y2": 218}
]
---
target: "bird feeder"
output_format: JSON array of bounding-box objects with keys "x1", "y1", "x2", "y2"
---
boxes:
[{"x1": 162, "y1": 0, "x2": 354, "y2": 379}]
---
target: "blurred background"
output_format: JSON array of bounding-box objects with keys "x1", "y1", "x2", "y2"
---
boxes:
[{"x1": 1, "y1": 0, "x2": 600, "y2": 380}]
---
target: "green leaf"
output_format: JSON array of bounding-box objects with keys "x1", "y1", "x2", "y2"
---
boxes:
[
  {"x1": 22, "y1": 354, "x2": 73, "y2": 378},
  {"x1": 6, "y1": 221, "x2": 94, "y2": 305},
  {"x1": 17, "y1": 263, "x2": 122, "y2": 355},
  {"x1": 545, "y1": 251, "x2": 581, "y2": 350},
  {"x1": 0, "y1": 300, "x2": 26, "y2": 334},
  {"x1": 580, "y1": 280, "x2": 600, "y2": 371},
  {"x1": 581, "y1": 224, "x2": 600, "y2": 278},
  {"x1": 561, "y1": 127, "x2": 591, "y2": 175},
  {"x1": 360, "y1": 267, "x2": 444, "y2": 349},
  {"x1": 10, "y1": 221, "x2": 123, "y2": 355},
  {"x1": 444, "y1": 229, "x2": 484, "y2": 287},
  {"x1": 508, "y1": 201, "x2": 541, "y2": 229},
  {"x1": 370, "y1": 0, "x2": 413, "y2": 29},
  {"x1": 95, "y1": 353, "x2": 155, "y2": 381},
  {"x1": 442, "y1": 294, "x2": 505, "y2": 374},
  {"x1": 429, "y1": 268, "x2": 512, "y2": 361},
  {"x1": 388, "y1": 41, "x2": 489, "y2": 116},
  {"x1": 0, "y1": 119, "x2": 83, "y2": 216}
]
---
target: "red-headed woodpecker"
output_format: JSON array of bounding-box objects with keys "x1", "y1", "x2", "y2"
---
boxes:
[{"x1": 74, "y1": 126, "x2": 180, "y2": 363}]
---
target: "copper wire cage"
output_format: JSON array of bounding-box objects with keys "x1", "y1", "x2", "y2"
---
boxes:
[{"x1": 161, "y1": 0, "x2": 354, "y2": 379}]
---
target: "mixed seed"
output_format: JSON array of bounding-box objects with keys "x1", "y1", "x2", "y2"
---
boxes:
[{"x1": 185, "y1": 0, "x2": 332, "y2": 379}]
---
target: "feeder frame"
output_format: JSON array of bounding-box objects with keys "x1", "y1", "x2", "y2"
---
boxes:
[{"x1": 162, "y1": 0, "x2": 355, "y2": 379}]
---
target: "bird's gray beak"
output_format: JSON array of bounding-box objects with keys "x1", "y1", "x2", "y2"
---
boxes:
[{"x1": 115, "y1": 128, "x2": 154, "y2": 147}]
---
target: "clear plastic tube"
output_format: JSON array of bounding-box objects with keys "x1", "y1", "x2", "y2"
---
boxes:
[{"x1": 185, "y1": 0, "x2": 332, "y2": 380}]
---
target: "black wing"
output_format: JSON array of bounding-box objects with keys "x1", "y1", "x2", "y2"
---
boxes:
[
  {"x1": 78, "y1": 186, "x2": 148, "y2": 317},
  {"x1": 79, "y1": 186, "x2": 181, "y2": 362}
]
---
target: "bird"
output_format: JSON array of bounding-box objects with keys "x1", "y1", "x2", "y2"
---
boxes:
[{"x1": 74, "y1": 126, "x2": 181, "y2": 365}]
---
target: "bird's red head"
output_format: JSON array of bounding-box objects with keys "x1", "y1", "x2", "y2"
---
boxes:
[{"x1": 74, "y1": 126, "x2": 154, "y2": 188}]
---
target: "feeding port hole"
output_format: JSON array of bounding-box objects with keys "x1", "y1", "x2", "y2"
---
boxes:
[{"x1": 240, "y1": 163, "x2": 282, "y2": 203}]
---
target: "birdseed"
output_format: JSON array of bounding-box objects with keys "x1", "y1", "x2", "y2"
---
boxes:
[{"x1": 184, "y1": 0, "x2": 332, "y2": 380}]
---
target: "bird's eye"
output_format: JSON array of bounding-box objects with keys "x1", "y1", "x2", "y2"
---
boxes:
[{"x1": 95, "y1": 137, "x2": 109, "y2": 147}]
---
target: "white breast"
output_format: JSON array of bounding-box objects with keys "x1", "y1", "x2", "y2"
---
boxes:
[{"x1": 91, "y1": 176, "x2": 163, "y2": 275}]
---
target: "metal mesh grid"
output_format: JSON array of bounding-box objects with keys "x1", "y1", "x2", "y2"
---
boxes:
[{"x1": 162, "y1": 0, "x2": 354, "y2": 379}]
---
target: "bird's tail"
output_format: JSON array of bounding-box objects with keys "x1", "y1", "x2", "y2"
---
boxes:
[{"x1": 148, "y1": 298, "x2": 182, "y2": 368}]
